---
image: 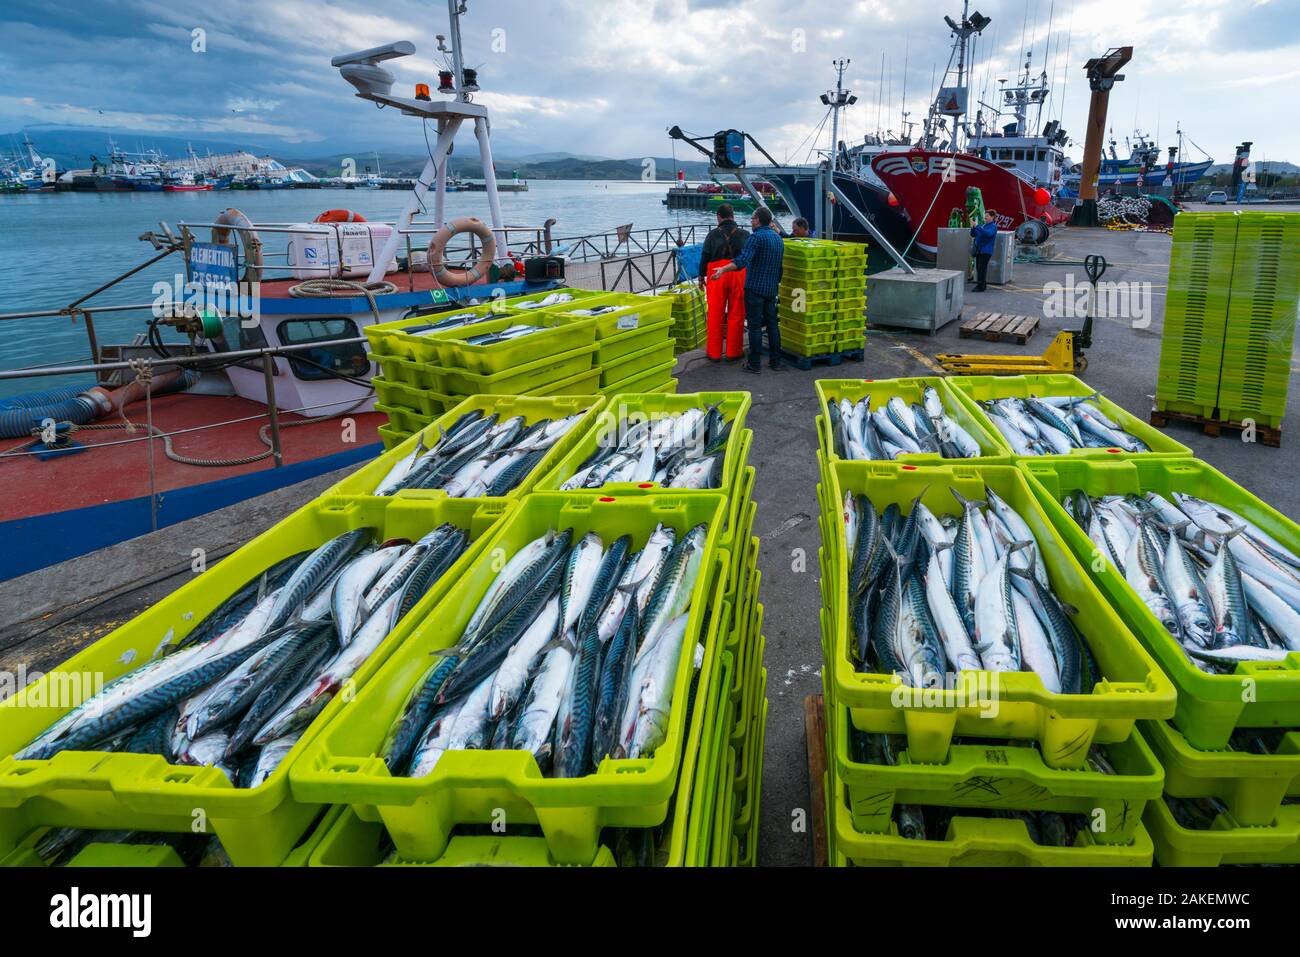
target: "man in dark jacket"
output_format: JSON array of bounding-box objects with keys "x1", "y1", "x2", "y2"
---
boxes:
[
  {"x1": 969, "y1": 210, "x2": 999, "y2": 291},
  {"x1": 698, "y1": 204, "x2": 750, "y2": 361},
  {"x1": 711, "y1": 206, "x2": 786, "y2": 373}
]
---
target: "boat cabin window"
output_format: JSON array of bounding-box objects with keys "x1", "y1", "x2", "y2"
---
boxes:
[
  {"x1": 1014, "y1": 149, "x2": 1025, "y2": 161},
  {"x1": 206, "y1": 315, "x2": 269, "y2": 371},
  {"x1": 275, "y1": 318, "x2": 370, "y2": 381}
]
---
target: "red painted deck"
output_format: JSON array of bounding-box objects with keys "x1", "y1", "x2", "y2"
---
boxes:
[{"x1": 0, "y1": 393, "x2": 383, "y2": 521}]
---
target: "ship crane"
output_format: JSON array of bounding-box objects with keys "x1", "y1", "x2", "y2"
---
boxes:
[{"x1": 1072, "y1": 46, "x2": 1132, "y2": 227}]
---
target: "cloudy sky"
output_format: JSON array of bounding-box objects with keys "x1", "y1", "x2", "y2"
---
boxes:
[{"x1": 1, "y1": 0, "x2": 1293, "y2": 165}]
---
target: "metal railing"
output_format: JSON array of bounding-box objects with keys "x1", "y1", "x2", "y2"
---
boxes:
[{"x1": 0, "y1": 336, "x2": 375, "y2": 532}]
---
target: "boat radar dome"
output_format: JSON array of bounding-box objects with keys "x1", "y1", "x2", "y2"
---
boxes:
[{"x1": 332, "y1": 41, "x2": 416, "y2": 99}]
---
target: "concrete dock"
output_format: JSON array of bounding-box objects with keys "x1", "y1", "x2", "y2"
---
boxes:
[{"x1": 2, "y1": 211, "x2": 1296, "y2": 866}]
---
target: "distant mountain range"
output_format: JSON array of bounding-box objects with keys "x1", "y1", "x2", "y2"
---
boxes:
[{"x1": 2, "y1": 127, "x2": 713, "y2": 181}]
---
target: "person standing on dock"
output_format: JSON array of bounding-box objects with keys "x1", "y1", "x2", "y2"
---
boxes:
[
  {"x1": 712, "y1": 206, "x2": 786, "y2": 373},
  {"x1": 970, "y1": 209, "x2": 998, "y2": 292},
  {"x1": 790, "y1": 217, "x2": 810, "y2": 238},
  {"x1": 699, "y1": 203, "x2": 750, "y2": 362}
]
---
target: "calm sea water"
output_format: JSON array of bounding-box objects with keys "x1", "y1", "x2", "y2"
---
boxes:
[{"x1": 0, "y1": 180, "x2": 711, "y2": 397}]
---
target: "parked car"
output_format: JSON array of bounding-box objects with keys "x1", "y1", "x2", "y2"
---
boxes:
[{"x1": 1206, "y1": 190, "x2": 1228, "y2": 205}]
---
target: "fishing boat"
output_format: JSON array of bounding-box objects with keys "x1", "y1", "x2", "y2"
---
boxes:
[
  {"x1": 868, "y1": 4, "x2": 1068, "y2": 256},
  {"x1": 163, "y1": 170, "x2": 213, "y2": 191},
  {"x1": 1, "y1": 135, "x2": 57, "y2": 192},
  {"x1": 0, "y1": 4, "x2": 680, "y2": 582},
  {"x1": 1060, "y1": 129, "x2": 1213, "y2": 197}
]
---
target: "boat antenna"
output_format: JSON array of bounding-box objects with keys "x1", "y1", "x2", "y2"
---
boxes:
[{"x1": 900, "y1": 33, "x2": 910, "y2": 137}]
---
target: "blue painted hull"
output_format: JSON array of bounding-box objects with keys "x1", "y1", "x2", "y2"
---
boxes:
[{"x1": 0, "y1": 441, "x2": 381, "y2": 581}]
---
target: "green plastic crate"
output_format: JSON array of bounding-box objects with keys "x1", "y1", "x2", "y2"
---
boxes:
[
  {"x1": 329, "y1": 394, "x2": 604, "y2": 501},
  {"x1": 780, "y1": 325, "x2": 839, "y2": 357},
  {"x1": 709, "y1": 744, "x2": 737, "y2": 866},
  {"x1": 723, "y1": 531, "x2": 760, "y2": 667},
  {"x1": 948, "y1": 374, "x2": 1193, "y2": 459},
  {"x1": 782, "y1": 238, "x2": 868, "y2": 263},
  {"x1": 306, "y1": 808, "x2": 619, "y2": 866},
  {"x1": 599, "y1": 360, "x2": 678, "y2": 397},
  {"x1": 410, "y1": 313, "x2": 598, "y2": 375},
  {"x1": 593, "y1": 316, "x2": 674, "y2": 366},
  {"x1": 375, "y1": 401, "x2": 435, "y2": 437},
  {"x1": 730, "y1": 598, "x2": 763, "y2": 733},
  {"x1": 378, "y1": 423, "x2": 412, "y2": 452},
  {"x1": 0, "y1": 496, "x2": 509, "y2": 866},
  {"x1": 831, "y1": 773, "x2": 1156, "y2": 866},
  {"x1": 419, "y1": 342, "x2": 598, "y2": 396},
  {"x1": 492, "y1": 287, "x2": 612, "y2": 313},
  {"x1": 1019, "y1": 456, "x2": 1300, "y2": 749},
  {"x1": 733, "y1": 693, "x2": 767, "y2": 841},
  {"x1": 1145, "y1": 797, "x2": 1300, "y2": 867},
  {"x1": 830, "y1": 698, "x2": 1163, "y2": 842},
  {"x1": 365, "y1": 302, "x2": 510, "y2": 363},
  {"x1": 522, "y1": 365, "x2": 602, "y2": 398},
  {"x1": 1142, "y1": 720, "x2": 1300, "y2": 827},
  {"x1": 816, "y1": 377, "x2": 1013, "y2": 465},
  {"x1": 678, "y1": 646, "x2": 734, "y2": 867},
  {"x1": 309, "y1": 565, "x2": 735, "y2": 868},
  {"x1": 599, "y1": 341, "x2": 675, "y2": 387},
  {"x1": 373, "y1": 377, "x2": 460, "y2": 420},
  {"x1": 290, "y1": 495, "x2": 730, "y2": 864},
  {"x1": 547, "y1": 294, "x2": 674, "y2": 339},
  {"x1": 822, "y1": 458, "x2": 1176, "y2": 768},
  {"x1": 533, "y1": 391, "x2": 751, "y2": 521},
  {"x1": 733, "y1": 641, "x2": 766, "y2": 794}
]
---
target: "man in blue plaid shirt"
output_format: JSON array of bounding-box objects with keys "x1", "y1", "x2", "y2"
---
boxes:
[{"x1": 710, "y1": 206, "x2": 786, "y2": 373}]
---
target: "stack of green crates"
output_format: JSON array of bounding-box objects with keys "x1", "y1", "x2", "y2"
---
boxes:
[
  {"x1": 1156, "y1": 210, "x2": 1300, "y2": 429},
  {"x1": 656, "y1": 282, "x2": 708, "y2": 355},
  {"x1": 813, "y1": 384, "x2": 1178, "y2": 865},
  {"x1": 0, "y1": 493, "x2": 514, "y2": 867},
  {"x1": 1155, "y1": 212, "x2": 1239, "y2": 419},
  {"x1": 366, "y1": 289, "x2": 677, "y2": 446},
  {"x1": 778, "y1": 239, "x2": 867, "y2": 358},
  {"x1": 1217, "y1": 211, "x2": 1300, "y2": 428},
  {"x1": 533, "y1": 391, "x2": 765, "y2": 865},
  {"x1": 1020, "y1": 455, "x2": 1300, "y2": 866},
  {"x1": 545, "y1": 292, "x2": 678, "y2": 398}
]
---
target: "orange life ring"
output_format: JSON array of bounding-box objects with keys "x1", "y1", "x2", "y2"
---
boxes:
[
  {"x1": 427, "y1": 217, "x2": 496, "y2": 287},
  {"x1": 313, "y1": 209, "x2": 367, "y2": 223}
]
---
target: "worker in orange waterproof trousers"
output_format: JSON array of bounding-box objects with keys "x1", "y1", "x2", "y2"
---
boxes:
[{"x1": 705, "y1": 258, "x2": 746, "y2": 360}]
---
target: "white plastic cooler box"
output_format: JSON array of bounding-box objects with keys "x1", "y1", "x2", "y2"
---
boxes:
[{"x1": 286, "y1": 223, "x2": 398, "y2": 280}]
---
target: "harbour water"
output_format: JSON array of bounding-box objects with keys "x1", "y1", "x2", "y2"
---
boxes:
[{"x1": 0, "y1": 180, "x2": 710, "y2": 395}]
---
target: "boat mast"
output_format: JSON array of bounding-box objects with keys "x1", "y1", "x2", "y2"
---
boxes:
[
  {"x1": 827, "y1": 58, "x2": 851, "y2": 172},
  {"x1": 821, "y1": 58, "x2": 855, "y2": 237},
  {"x1": 939, "y1": 4, "x2": 990, "y2": 152},
  {"x1": 333, "y1": 1, "x2": 505, "y2": 284}
]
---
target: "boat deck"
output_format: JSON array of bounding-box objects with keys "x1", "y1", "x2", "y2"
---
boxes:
[{"x1": 0, "y1": 393, "x2": 382, "y2": 520}]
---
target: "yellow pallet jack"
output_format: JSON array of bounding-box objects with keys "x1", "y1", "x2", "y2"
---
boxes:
[{"x1": 937, "y1": 255, "x2": 1106, "y2": 375}]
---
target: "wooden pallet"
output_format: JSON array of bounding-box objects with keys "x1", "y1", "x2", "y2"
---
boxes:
[
  {"x1": 958, "y1": 311, "x2": 1040, "y2": 344},
  {"x1": 804, "y1": 694, "x2": 829, "y2": 868},
  {"x1": 1150, "y1": 408, "x2": 1282, "y2": 448}
]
